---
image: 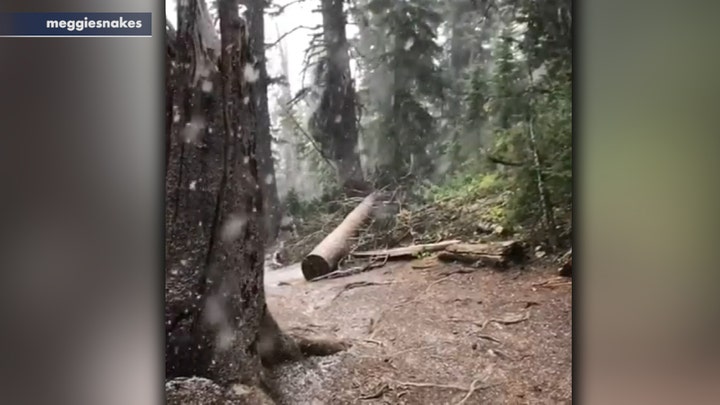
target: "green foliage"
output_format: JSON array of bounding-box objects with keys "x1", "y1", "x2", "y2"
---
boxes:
[
  {"x1": 284, "y1": 0, "x2": 572, "y2": 246},
  {"x1": 485, "y1": 31, "x2": 572, "y2": 238},
  {"x1": 284, "y1": 188, "x2": 303, "y2": 217},
  {"x1": 352, "y1": 0, "x2": 445, "y2": 184},
  {"x1": 431, "y1": 0, "x2": 572, "y2": 243},
  {"x1": 464, "y1": 65, "x2": 490, "y2": 126},
  {"x1": 424, "y1": 172, "x2": 505, "y2": 203}
]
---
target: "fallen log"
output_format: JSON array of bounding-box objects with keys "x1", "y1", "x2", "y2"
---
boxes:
[
  {"x1": 301, "y1": 193, "x2": 376, "y2": 280},
  {"x1": 437, "y1": 241, "x2": 526, "y2": 269},
  {"x1": 350, "y1": 240, "x2": 461, "y2": 259}
]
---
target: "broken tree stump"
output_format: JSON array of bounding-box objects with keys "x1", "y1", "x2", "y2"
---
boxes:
[
  {"x1": 301, "y1": 193, "x2": 376, "y2": 280},
  {"x1": 437, "y1": 241, "x2": 526, "y2": 269}
]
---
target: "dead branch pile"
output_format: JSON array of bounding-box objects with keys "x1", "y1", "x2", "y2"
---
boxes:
[{"x1": 284, "y1": 191, "x2": 512, "y2": 265}]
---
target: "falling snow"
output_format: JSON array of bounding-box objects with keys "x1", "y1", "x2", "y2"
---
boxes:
[
  {"x1": 203, "y1": 295, "x2": 225, "y2": 326},
  {"x1": 404, "y1": 37, "x2": 415, "y2": 50},
  {"x1": 265, "y1": 174, "x2": 274, "y2": 185},
  {"x1": 216, "y1": 327, "x2": 235, "y2": 351},
  {"x1": 189, "y1": 180, "x2": 197, "y2": 190},
  {"x1": 243, "y1": 64, "x2": 259, "y2": 83},
  {"x1": 180, "y1": 116, "x2": 205, "y2": 144},
  {"x1": 221, "y1": 213, "x2": 248, "y2": 242},
  {"x1": 334, "y1": 115, "x2": 342, "y2": 123}
]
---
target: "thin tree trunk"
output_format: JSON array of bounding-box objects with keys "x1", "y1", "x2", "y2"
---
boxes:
[
  {"x1": 526, "y1": 66, "x2": 558, "y2": 248},
  {"x1": 527, "y1": 117, "x2": 557, "y2": 248},
  {"x1": 245, "y1": 0, "x2": 282, "y2": 243}
]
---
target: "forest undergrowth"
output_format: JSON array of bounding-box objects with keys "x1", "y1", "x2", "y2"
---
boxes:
[{"x1": 281, "y1": 169, "x2": 571, "y2": 266}]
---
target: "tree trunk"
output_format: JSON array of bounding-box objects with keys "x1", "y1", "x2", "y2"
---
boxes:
[
  {"x1": 527, "y1": 117, "x2": 557, "y2": 248},
  {"x1": 245, "y1": 0, "x2": 282, "y2": 244},
  {"x1": 165, "y1": 0, "x2": 289, "y2": 388},
  {"x1": 301, "y1": 193, "x2": 376, "y2": 280},
  {"x1": 526, "y1": 63, "x2": 557, "y2": 248},
  {"x1": 313, "y1": 0, "x2": 366, "y2": 193},
  {"x1": 448, "y1": 0, "x2": 475, "y2": 78},
  {"x1": 166, "y1": 3, "x2": 350, "y2": 400},
  {"x1": 166, "y1": 21, "x2": 176, "y2": 172}
]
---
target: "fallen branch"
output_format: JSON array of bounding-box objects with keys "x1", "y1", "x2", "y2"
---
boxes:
[
  {"x1": 354, "y1": 338, "x2": 384, "y2": 347},
  {"x1": 352, "y1": 240, "x2": 460, "y2": 259},
  {"x1": 447, "y1": 319, "x2": 505, "y2": 344},
  {"x1": 476, "y1": 334, "x2": 503, "y2": 344},
  {"x1": 387, "y1": 378, "x2": 494, "y2": 405},
  {"x1": 479, "y1": 312, "x2": 530, "y2": 331},
  {"x1": 390, "y1": 379, "x2": 477, "y2": 391},
  {"x1": 310, "y1": 251, "x2": 389, "y2": 283},
  {"x1": 310, "y1": 266, "x2": 362, "y2": 281},
  {"x1": 533, "y1": 277, "x2": 572, "y2": 288},
  {"x1": 456, "y1": 379, "x2": 486, "y2": 405},
  {"x1": 332, "y1": 281, "x2": 393, "y2": 302}
]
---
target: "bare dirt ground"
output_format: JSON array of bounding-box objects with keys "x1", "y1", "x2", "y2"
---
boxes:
[{"x1": 264, "y1": 259, "x2": 572, "y2": 404}]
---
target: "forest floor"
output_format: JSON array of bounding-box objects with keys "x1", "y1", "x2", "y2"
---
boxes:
[{"x1": 263, "y1": 258, "x2": 572, "y2": 404}]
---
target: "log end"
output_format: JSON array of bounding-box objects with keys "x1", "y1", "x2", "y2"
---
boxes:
[{"x1": 301, "y1": 255, "x2": 331, "y2": 281}]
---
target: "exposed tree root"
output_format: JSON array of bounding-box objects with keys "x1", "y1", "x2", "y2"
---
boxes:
[
  {"x1": 177, "y1": 312, "x2": 349, "y2": 404},
  {"x1": 387, "y1": 377, "x2": 496, "y2": 405},
  {"x1": 332, "y1": 280, "x2": 394, "y2": 302},
  {"x1": 258, "y1": 310, "x2": 351, "y2": 367},
  {"x1": 291, "y1": 334, "x2": 351, "y2": 357}
]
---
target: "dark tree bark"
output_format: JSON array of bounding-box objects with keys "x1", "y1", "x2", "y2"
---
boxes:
[
  {"x1": 244, "y1": 0, "x2": 282, "y2": 243},
  {"x1": 165, "y1": 3, "x2": 349, "y2": 400},
  {"x1": 310, "y1": 0, "x2": 367, "y2": 194},
  {"x1": 166, "y1": 21, "x2": 176, "y2": 171},
  {"x1": 165, "y1": 0, "x2": 295, "y2": 389}
]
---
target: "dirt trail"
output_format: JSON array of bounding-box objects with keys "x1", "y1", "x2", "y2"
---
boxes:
[{"x1": 264, "y1": 260, "x2": 572, "y2": 404}]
